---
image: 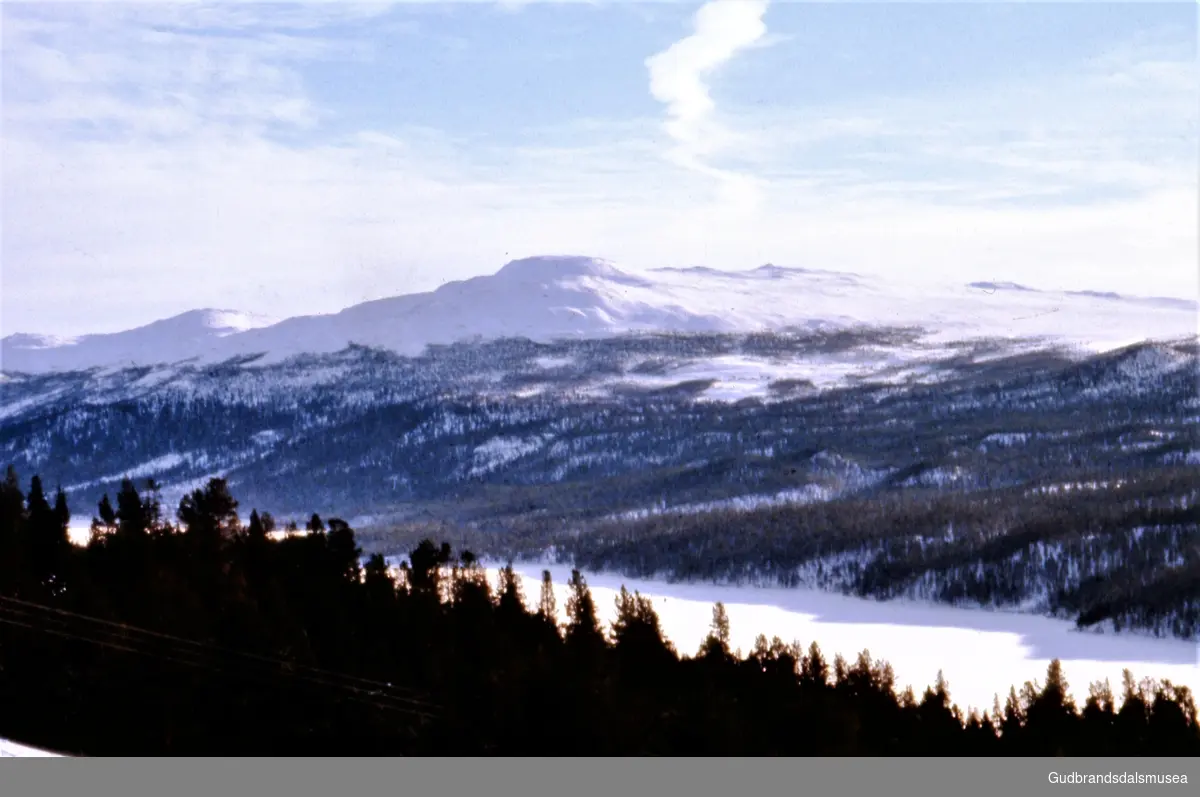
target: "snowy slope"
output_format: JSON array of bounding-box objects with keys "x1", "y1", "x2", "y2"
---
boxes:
[
  {"x1": 1, "y1": 309, "x2": 277, "y2": 373},
  {"x1": 2, "y1": 256, "x2": 1196, "y2": 374},
  {"x1": 0, "y1": 736, "x2": 63, "y2": 757}
]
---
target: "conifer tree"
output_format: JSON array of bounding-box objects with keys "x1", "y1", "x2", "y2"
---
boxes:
[
  {"x1": 610, "y1": 587, "x2": 674, "y2": 683},
  {"x1": 116, "y1": 479, "x2": 149, "y2": 538},
  {"x1": 24, "y1": 476, "x2": 66, "y2": 588},
  {"x1": 0, "y1": 466, "x2": 26, "y2": 592},
  {"x1": 25, "y1": 475, "x2": 51, "y2": 527},
  {"x1": 565, "y1": 569, "x2": 602, "y2": 651},
  {"x1": 496, "y1": 563, "x2": 525, "y2": 618},
  {"x1": 1085, "y1": 678, "x2": 1115, "y2": 716},
  {"x1": 247, "y1": 509, "x2": 266, "y2": 542},
  {"x1": 0, "y1": 465, "x2": 24, "y2": 536},
  {"x1": 408, "y1": 539, "x2": 443, "y2": 597},
  {"x1": 0, "y1": 465, "x2": 23, "y2": 526},
  {"x1": 326, "y1": 518, "x2": 361, "y2": 584},
  {"x1": 177, "y1": 477, "x2": 240, "y2": 545},
  {"x1": 52, "y1": 487, "x2": 70, "y2": 534},
  {"x1": 1147, "y1": 682, "x2": 1194, "y2": 754},
  {"x1": 698, "y1": 602, "x2": 733, "y2": 661},
  {"x1": 611, "y1": 586, "x2": 637, "y2": 643},
  {"x1": 800, "y1": 641, "x2": 829, "y2": 688},
  {"x1": 242, "y1": 509, "x2": 270, "y2": 590},
  {"x1": 537, "y1": 569, "x2": 558, "y2": 629},
  {"x1": 363, "y1": 553, "x2": 396, "y2": 606},
  {"x1": 142, "y1": 478, "x2": 164, "y2": 531},
  {"x1": 1115, "y1": 668, "x2": 1150, "y2": 748},
  {"x1": 92, "y1": 493, "x2": 118, "y2": 539},
  {"x1": 3, "y1": 470, "x2": 1198, "y2": 756},
  {"x1": 45, "y1": 487, "x2": 71, "y2": 588},
  {"x1": 1000, "y1": 686, "x2": 1026, "y2": 749}
]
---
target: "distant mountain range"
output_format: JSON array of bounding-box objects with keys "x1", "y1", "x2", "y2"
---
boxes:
[{"x1": 4, "y1": 256, "x2": 1196, "y2": 374}]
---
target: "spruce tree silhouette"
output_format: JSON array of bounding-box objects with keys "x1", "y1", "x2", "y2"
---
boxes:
[
  {"x1": 610, "y1": 587, "x2": 675, "y2": 682},
  {"x1": 1080, "y1": 677, "x2": 1117, "y2": 754},
  {"x1": 1147, "y1": 682, "x2": 1197, "y2": 756},
  {"x1": 496, "y1": 563, "x2": 525, "y2": 620},
  {"x1": 407, "y1": 539, "x2": 444, "y2": 598},
  {"x1": 92, "y1": 493, "x2": 118, "y2": 538},
  {"x1": 326, "y1": 519, "x2": 362, "y2": 584},
  {"x1": 0, "y1": 471, "x2": 1198, "y2": 756},
  {"x1": 565, "y1": 569, "x2": 603, "y2": 654},
  {"x1": 1022, "y1": 659, "x2": 1078, "y2": 754},
  {"x1": 999, "y1": 686, "x2": 1027, "y2": 753},
  {"x1": 536, "y1": 569, "x2": 557, "y2": 626},
  {"x1": 0, "y1": 466, "x2": 24, "y2": 595},
  {"x1": 116, "y1": 479, "x2": 151, "y2": 539},
  {"x1": 178, "y1": 478, "x2": 240, "y2": 546},
  {"x1": 24, "y1": 476, "x2": 68, "y2": 593},
  {"x1": 697, "y1": 602, "x2": 733, "y2": 664}
]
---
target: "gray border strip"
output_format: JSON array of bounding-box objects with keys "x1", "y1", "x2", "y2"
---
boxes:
[{"x1": 1, "y1": 757, "x2": 1197, "y2": 797}]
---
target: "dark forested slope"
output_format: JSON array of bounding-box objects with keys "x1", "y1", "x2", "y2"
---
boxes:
[
  {"x1": 1, "y1": 470, "x2": 1197, "y2": 756},
  {"x1": 3, "y1": 336, "x2": 1197, "y2": 639}
]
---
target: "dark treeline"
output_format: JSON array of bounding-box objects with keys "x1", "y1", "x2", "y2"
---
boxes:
[
  {"x1": 479, "y1": 466, "x2": 1200, "y2": 640},
  {"x1": 1, "y1": 467, "x2": 1197, "y2": 756}
]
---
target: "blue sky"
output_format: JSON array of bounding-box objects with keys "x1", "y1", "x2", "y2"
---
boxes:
[{"x1": 2, "y1": 1, "x2": 1197, "y2": 336}]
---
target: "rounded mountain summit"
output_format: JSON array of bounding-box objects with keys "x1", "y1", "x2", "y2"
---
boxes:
[{"x1": 1, "y1": 255, "x2": 1194, "y2": 373}]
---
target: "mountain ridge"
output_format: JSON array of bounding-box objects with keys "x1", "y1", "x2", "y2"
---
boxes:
[{"x1": 3, "y1": 255, "x2": 1196, "y2": 374}]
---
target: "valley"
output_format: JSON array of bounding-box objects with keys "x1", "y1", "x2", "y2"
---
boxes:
[{"x1": 3, "y1": 258, "x2": 1197, "y2": 641}]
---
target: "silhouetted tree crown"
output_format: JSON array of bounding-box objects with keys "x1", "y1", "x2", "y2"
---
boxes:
[{"x1": 0, "y1": 468, "x2": 1196, "y2": 757}]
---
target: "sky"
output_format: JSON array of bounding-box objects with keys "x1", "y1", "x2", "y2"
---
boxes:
[{"x1": 2, "y1": 1, "x2": 1198, "y2": 337}]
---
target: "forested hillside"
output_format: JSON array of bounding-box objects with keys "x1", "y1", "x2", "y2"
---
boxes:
[
  {"x1": 1, "y1": 470, "x2": 1197, "y2": 756},
  {"x1": 472, "y1": 465, "x2": 1200, "y2": 640},
  {"x1": 3, "y1": 335, "x2": 1198, "y2": 638}
]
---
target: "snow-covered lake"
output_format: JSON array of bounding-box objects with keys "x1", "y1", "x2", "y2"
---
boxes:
[
  {"x1": 56, "y1": 527, "x2": 1200, "y2": 715},
  {"x1": 5, "y1": 558, "x2": 1192, "y2": 757},
  {"x1": 502, "y1": 564, "x2": 1200, "y2": 716},
  {"x1": 0, "y1": 737, "x2": 61, "y2": 757}
]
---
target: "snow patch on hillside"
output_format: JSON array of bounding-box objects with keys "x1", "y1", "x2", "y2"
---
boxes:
[
  {"x1": 64, "y1": 452, "x2": 191, "y2": 492},
  {"x1": 610, "y1": 483, "x2": 837, "y2": 521},
  {"x1": 470, "y1": 434, "x2": 553, "y2": 476},
  {"x1": 533, "y1": 355, "x2": 576, "y2": 370},
  {"x1": 978, "y1": 432, "x2": 1032, "y2": 452},
  {"x1": 2, "y1": 309, "x2": 278, "y2": 373},
  {"x1": 0, "y1": 389, "x2": 68, "y2": 420}
]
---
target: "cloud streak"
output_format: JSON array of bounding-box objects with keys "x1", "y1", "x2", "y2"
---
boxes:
[{"x1": 645, "y1": 0, "x2": 769, "y2": 208}]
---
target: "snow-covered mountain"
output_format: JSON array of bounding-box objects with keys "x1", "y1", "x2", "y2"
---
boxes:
[
  {"x1": 1, "y1": 309, "x2": 277, "y2": 374},
  {"x1": 3, "y1": 256, "x2": 1196, "y2": 374}
]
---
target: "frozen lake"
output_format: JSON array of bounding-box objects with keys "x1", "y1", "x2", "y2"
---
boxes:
[
  {"x1": 60, "y1": 526, "x2": 1200, "y2": 715},
  {"x1": 0, "y1": 737, "x2": 61, "y2": 757},
  {"x1": 502, "y1": 564, "x2": 1199, "y2": 716}
]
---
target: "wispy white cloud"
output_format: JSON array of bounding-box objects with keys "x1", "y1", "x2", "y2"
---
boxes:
[
  {"x1": 1, "y1": 3, "x2": 1196, "y2": 338},
  {"x1": 645, "y1": 0, "x2": 770, "y2": 210},
  {"x1": 1, "y1": 5, "x2": 375, "y2": 141}
]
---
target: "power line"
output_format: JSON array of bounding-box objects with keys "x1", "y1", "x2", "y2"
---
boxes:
[
  {"x1": 0, "y1": 614, "x2": 438, "y2": 726},
  {"x1": 0, "y1": 593, "x2": 438, "y2": 706},
  {"x1": 0, "y1": 611, "x2": 437, "y2": 722},
  {"x1": 0, "y1": 598, "x2": 441, "y2": 720}
]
